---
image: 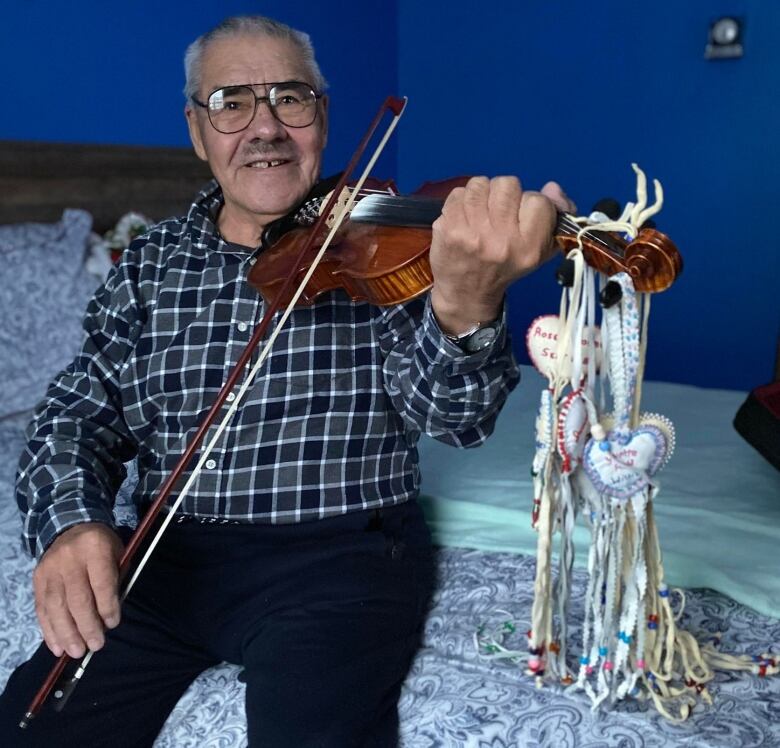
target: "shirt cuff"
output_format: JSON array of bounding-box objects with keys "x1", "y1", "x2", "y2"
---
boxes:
[
  {"x1": 422, "y1": 295, "x2": 508, "y2": 366},
  {"x1": 35, "y1": 502, "x2": 117, "y2": 560}
]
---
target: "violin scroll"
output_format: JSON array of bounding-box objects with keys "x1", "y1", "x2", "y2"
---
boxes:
[{"x1": 555, "y1": 220, "x2": 683, "y2": 300}]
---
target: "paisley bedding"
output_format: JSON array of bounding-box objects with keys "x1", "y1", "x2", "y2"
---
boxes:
[{"x1": 2, "y1": 414, "x2": 779, "y2": 747}]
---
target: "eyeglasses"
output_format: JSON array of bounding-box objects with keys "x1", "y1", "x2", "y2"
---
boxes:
[{"x1": 191, "y1": 81, "x2": 322, "y2": 133}]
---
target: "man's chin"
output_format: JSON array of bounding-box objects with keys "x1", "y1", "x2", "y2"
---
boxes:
[{"x1": 235, "y1": 170, "x2": 311, "y2": 214}]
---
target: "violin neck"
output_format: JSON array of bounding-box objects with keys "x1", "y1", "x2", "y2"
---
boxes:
[
  {"x1": 348, "y1": 194, "x2": 443, "y2": 228},
  {"x1": 348, "y1": 193, "x2": 577, "y2": 237}
]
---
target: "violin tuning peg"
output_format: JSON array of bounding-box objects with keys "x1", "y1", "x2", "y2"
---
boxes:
[
  {"x1": 556, "y1": 259, "x2": 576, "y2": 287},
  {"x1": 600, "y1": 280, "x2": 623, "y2": 308}
]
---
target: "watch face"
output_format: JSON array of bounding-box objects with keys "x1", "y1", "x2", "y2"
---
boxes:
[{"x1": 464, "y1": 326, "x2": 497, "y2": 352}]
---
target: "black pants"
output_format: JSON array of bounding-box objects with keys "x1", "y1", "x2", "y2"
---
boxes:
[{"x1": 0, "y1": 501, "x2": 434, "y2": 747}]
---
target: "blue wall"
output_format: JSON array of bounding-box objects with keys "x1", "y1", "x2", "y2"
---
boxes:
[
  {"x1": 397, "y1": 0, "x2": 780, "y2": 390},
  {"x1": 2, "y1": 1, "x2": 777, "y2": 389},
  {"x1": 0, "y1": 0, "x2": 398, "y2": 177}
]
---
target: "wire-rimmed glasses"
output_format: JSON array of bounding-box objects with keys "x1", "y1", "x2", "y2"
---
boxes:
[{"x1": 192, "y1": 81, "x2": 322, "y2": 133}]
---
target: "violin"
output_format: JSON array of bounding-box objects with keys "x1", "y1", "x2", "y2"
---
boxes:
[{"x1": 248, "y1": 175, "x2": 683, "y2": 309}]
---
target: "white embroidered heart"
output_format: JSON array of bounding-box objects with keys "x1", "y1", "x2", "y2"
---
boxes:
[
  {"x1": 556, "y1": 390, "x2": 590, "y2": 472},
  {"x1": 583, "y1": 425, "x2": 670, "y2": 500},
  {"x1": 526, "y1": 315, "x2": 603, "y2": 380},
  {"x1": 637, "y1": 412, "x2": 676, "y2": 467}
]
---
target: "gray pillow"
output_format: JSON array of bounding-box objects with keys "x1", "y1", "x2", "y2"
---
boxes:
[{"x1": 0, "y1": 210, "x2": 101, "y2": 419}]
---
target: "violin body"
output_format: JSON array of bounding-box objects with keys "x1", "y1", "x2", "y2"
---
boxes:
[
  {"x1": 249, "y1": 222, "x2": 435, "y2": 306},
  {"x1": 248, "y1": 177, "x2": 471, "y2": 307}
]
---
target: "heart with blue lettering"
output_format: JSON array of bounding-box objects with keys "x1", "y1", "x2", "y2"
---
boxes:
[{"x1": 583, "y1": 417, "x2": 673, "y2": 500}]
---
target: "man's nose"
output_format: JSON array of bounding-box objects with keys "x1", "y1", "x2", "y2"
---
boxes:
[{"x1": 247, "y1": 100, "x2": 287, "y2": 139}]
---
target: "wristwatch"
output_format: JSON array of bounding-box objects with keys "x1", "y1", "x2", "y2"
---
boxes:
[{"x1": 445, "y1": 320, "x2": 500, "y2": 354}]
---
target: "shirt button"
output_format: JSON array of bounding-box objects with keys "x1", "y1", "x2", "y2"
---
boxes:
[
  {"x1": 237, "y1": 321, "x2": 248, "y2": 332},
  {"x1": 226, "y1": 392, "x2": 236, "y2": 402},
  {"x1": 205, "y1": 459, "x2": 217, "y2": 470}
]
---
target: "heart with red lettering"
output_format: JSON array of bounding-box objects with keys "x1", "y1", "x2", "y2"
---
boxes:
[
  {"x1": 526, "y1": 315, "x2": 603, "y2": 380},
  {"x1": 583, "y1": 422, "x2": 672, "y2": 500}
]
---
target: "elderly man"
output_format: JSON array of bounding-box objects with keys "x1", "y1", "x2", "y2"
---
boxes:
[{"x1": 0, "y1": 14, "x2": 572, "y2": 747}]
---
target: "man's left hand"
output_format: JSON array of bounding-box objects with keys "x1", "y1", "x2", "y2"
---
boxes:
[{"x1": 429, "y1": 176, "x2": 575, "y2": 335}]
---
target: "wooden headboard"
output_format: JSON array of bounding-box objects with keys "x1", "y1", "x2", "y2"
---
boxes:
[{"x1": 0, "y1": 140, "x2": 213, "y2": 233}]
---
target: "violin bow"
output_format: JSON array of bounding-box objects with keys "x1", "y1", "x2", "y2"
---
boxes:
[{"x1": 21, "y1": 95, "x2": 408, "y2": 729}]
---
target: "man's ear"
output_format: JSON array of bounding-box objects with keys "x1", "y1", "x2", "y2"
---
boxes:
[{"x1": 185, "y1": 106, "x2": 208, "y2": 162}]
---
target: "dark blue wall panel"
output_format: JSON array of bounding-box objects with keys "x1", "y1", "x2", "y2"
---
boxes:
[
  {"x1": 0, "y1": 0, "x2": 398, "y2": 178},
  {"x1": 2, "y1": 1, "x2": 777, "y2": 389},
  {"x1": 397, "y1": 0, "x2": 779, "y2": 389}
]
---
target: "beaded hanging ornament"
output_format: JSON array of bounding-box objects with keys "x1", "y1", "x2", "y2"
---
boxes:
[{"x1": 477, "y1": 165, "x2": 778, "y2": 720}]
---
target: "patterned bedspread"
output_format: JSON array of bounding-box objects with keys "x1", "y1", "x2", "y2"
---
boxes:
[{"x1": 2, "y1": 414, "x2": 778, "y2": 747}]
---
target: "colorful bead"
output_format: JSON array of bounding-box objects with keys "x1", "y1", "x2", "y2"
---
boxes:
[
  {"x1": 603, "y1": 661, "x2": 614, "y2": 671},
  {"x1": 561, "y1": 675, "x2": 573, "y2": 685},
  {"x1": 586, "y1": 666, "x2": 594, "y2": 675},
  {"x1": 647, "y1": 614, "x2": 659, "y2": 630},
  {"x1": 580, "y1": 656, "x2": 589, "y2": 665},
  {"x1": 598, "y1": 440, "x2": 611, "y2": 452},
  {"x1": 598, "y1": 646, "x2": 608, "y2": 657},
  {"x1": 636, "y1": 659, "x2": 646, "y2": 670},
  {"x1": 549, "y1": 642, "x2": 561, "y2": 654},
  {"x1": 658, "y1": 585, "x2": 670, "y2": 598}
]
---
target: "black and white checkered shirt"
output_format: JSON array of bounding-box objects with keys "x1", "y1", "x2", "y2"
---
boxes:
[{"x1": 17, "y1": 181, "x2": 520, "y2": 558}]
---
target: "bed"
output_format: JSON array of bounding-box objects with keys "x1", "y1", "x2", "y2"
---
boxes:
[{"x1": 1, "y1": 140, "x2": 779, "y2": 747}]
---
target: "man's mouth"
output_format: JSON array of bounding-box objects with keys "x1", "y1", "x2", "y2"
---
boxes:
[{"x1": 245, "y1": 159, "x2": 290, "y2": 169}]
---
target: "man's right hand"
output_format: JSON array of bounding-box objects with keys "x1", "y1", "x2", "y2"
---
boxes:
[{"x1": 32, "y1": 523, "x2": 123, "y2": 658}]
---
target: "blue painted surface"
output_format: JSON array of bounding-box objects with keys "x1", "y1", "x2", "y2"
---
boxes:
[
  {"x1": 0, "y1": 0, "x2": 398, "y2": 178},
  {"x1": 2, "y1": 1, "x2": 777, "y2": 387},
  {"x1": 397, "y1": 1, "x2": 780, "y2": 389}
]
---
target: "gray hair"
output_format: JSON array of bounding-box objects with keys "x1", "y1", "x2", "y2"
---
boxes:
[{"x1": 183, "y1": 15, "x2": 327, "y2": 100}]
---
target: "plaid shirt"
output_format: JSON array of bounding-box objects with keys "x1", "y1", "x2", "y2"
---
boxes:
[{"x1": 16, "y1": 181, "x2": 520, "y2": 559}]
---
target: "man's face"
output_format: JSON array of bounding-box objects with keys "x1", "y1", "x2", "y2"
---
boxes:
[{"x1": 186, "y1": 34, "x2": 328, "y2": 243}]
